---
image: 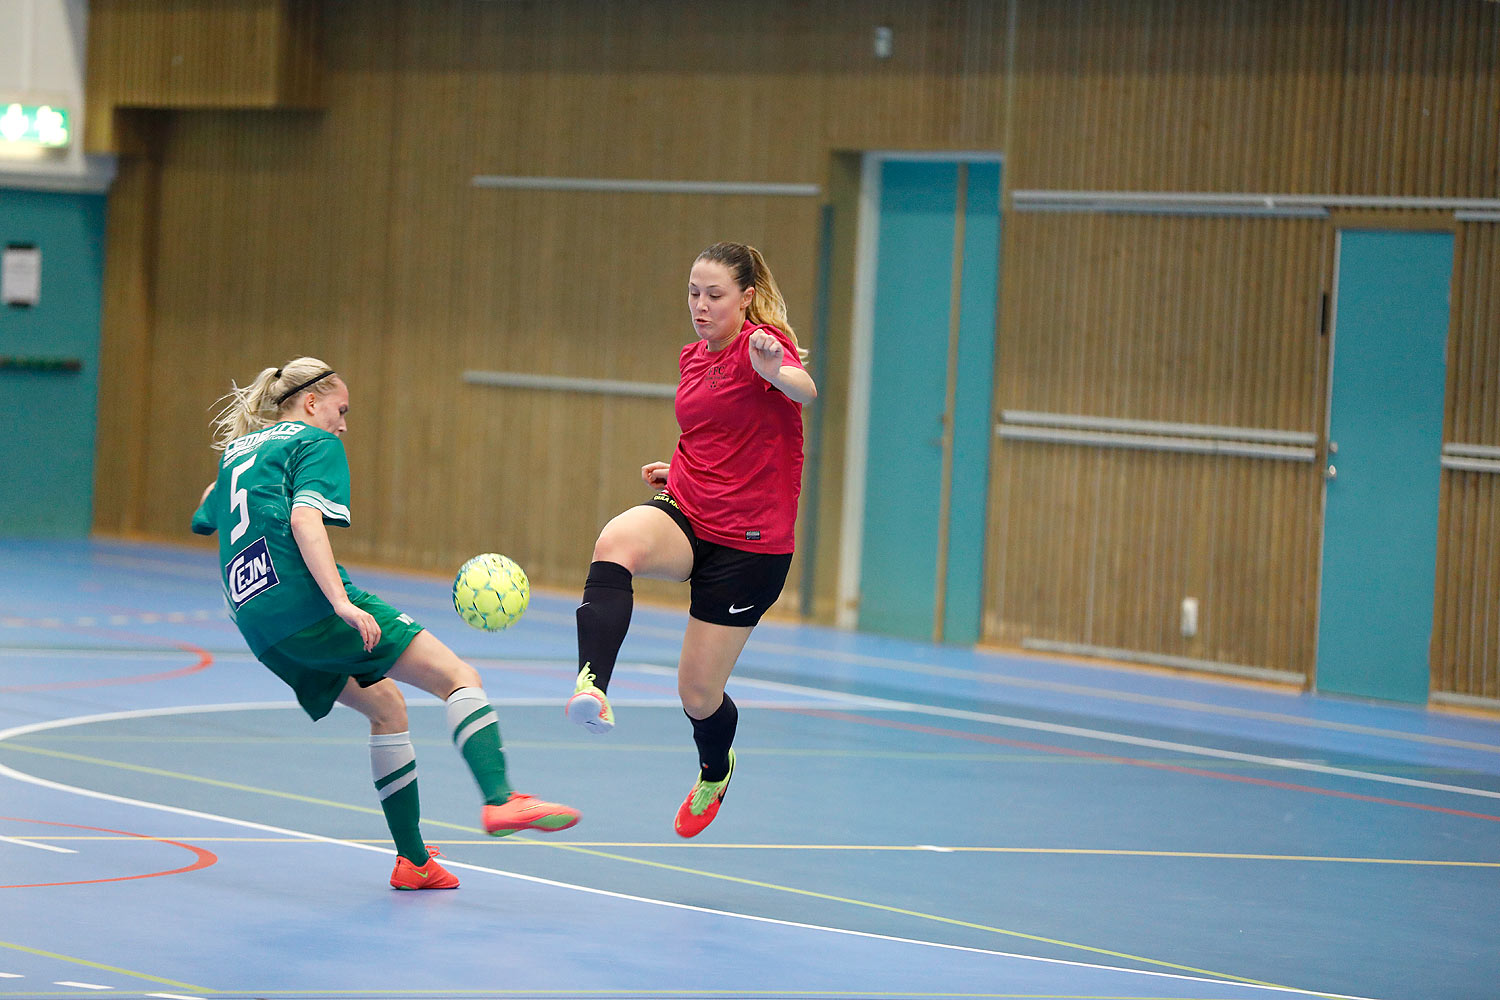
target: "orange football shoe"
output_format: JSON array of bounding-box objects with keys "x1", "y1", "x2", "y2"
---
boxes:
[
  {"x1": 674, "y1": 749, "x2": 735, "y2": 839},
  {"x1": 482, "y1": 792, "x2": 581, "y2": 837},
  {"x1": 389, "y1": 846, "x2": 460, "y2": 890}
]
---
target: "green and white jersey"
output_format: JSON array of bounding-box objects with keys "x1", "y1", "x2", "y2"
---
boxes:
[{"x1": 191, "y1": 421, "x2": 357, "y2": 656}]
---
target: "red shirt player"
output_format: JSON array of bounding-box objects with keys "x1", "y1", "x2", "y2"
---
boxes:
[
  {"x1": 665, "y1": 317, "x2": 807, "y2": 553},
  {"x1": 565, "y1": 241, "x2": 818, "y2": 838}
]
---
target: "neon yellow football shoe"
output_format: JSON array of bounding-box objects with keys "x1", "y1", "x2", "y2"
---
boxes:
[{"x1": 565, "y1": 665, "x2": 615, "y2": 734}]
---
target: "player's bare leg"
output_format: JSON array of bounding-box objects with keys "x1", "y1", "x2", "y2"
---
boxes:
[
  {"x1": 336, "y1": 677, "x2": 457, "y2": 888},
  {"x1": 388, "y1": 632, "x2": 579, "y2": 837}
]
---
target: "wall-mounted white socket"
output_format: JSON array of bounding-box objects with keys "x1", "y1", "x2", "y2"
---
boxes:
[
  {"x1": 874, "y1": 26, "x2": 894, "y2": 59},
  {"x1": 1181, "y1": 597, "x2": 1199, "y2": 638}
]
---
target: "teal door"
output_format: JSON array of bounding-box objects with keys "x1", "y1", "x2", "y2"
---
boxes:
[
  {"x1": 857, "y1": 160, "x2": 1001, "y2": 643},
  {"x1": 1316, "y1": 230, "x2": 1452, "y2": 703}
]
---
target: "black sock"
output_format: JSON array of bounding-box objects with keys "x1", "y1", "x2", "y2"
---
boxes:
[
  {"x1": 576, "y1": 560, "x2": 634, "y2": 693},
  {"x1": 689, "y1": 693, "x2": 738, "y2": 782}
]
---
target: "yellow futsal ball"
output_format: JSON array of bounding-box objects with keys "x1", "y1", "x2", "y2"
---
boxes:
[{"x1": 452, "y1": 553, "x2": 530, "y2": 631}]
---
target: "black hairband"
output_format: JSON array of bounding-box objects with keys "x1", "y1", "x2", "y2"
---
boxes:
[{"x1": 276, "y1": 369, "x2": 335, "y2": 405}]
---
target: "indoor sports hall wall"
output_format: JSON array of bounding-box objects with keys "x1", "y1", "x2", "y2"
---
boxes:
[
  {"x1": 83, "y1": 0, "x2": 1500, "y2": 703},
  {"x1": 85, "y1": 0, "x2": 1009, "y2": 606},
  {"x1": 994, "y1": 3, "x2": 1500, "y2": 701}
]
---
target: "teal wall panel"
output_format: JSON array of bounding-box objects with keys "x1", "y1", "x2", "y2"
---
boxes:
[
  {"x1": 858, "y1": 161, "x2": 957, "y2": 639},
  {"x1": 0, "y1": 187, "x2": 106, "y2": 538},
  {"x1": 858, "y1": 159, "x2": 1001, "y2": 644},
  {"x1": 942, "y1": 163, "x2": 1001, "y2": 645},
  {"x1": 1317, "y1": 229, "x2": 1452, "y2": 704}
]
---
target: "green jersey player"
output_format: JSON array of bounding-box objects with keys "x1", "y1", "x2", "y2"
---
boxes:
[{"x1": 193, "y1": 356, "x2": 580, "y2": 890}]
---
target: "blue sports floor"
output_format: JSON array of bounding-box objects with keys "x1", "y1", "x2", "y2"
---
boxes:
[{"x1": 2, "y1": 539, "x2": 1498, "y2": 1000}]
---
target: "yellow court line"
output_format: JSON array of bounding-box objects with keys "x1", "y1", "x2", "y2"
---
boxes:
[
  {"x1": 0, "y1": 993, "x2": 1243, "y2": 1000},
  {"x1": 11, "y1": 988, "x2": 1254, "y2": 999},
  {"x1": 10, "y1": 737, "x2": 1494, "y2": 781},
  {"x1": 522, "y1": 841, "x2": 1326, "y2": 995},
  {"x1": 585, "y1": 627, "x2": 1500, "y2": 756},
  {"x1": 0, "y1": 745, "x2": 1333, "y2": 995},
  {"x1": 0, "y1": 743, "x2": 394, "y2": 820},
  {"x1": 13, "y1": 834, "x2": 1500, "y2": 868},
  {"x1": 0, "y1": 939, "x2": 210, "y2": 991}
]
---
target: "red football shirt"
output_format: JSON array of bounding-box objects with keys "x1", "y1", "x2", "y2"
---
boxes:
[{"x1": 666, "y1": 321, "x2": 807, "y2": 553}]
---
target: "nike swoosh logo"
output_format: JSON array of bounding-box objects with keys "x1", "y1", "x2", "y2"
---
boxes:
[{"x1": 727, "y1": 604, "x2": 754, "y2": 614}]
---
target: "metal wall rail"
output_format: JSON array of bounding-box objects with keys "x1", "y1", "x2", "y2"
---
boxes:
[
  {"x1": 1442, "y1": 443, "x2": 1500, "y2": 474},
  {"x1": 462, "y1": 370, "x2": 676, "y2": 399},
  {"x1": 1021, "y1": 637, "x2": 1305, "y2": 686},
  {"x1": 996, "y1": 411, "x2": 1317, "y2": 462},
  {"x1": 472, "y1": 175, "x2": 822, "y2": 197},
  {"x1": 1011, "y1": 190, "x2": 1500, "y2": 219}
]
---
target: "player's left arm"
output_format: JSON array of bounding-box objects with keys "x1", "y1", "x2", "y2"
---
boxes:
[
  {"x1": 190, "y1": 482, "x2": 218, "y2": 535},
  {"x1": 287, "y1": 438, "x2": 376, "y2": 650},
  {"x1": 289, "y1": 506, "x2": 380, "y2": 652},
  {"x1": 748, "y1": 331, "x2": 817, "y2": 404}
]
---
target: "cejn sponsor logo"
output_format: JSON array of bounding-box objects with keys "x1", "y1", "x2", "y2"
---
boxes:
[{"x1": 227, "y1": 536, "x2": 280, "y2": 608}]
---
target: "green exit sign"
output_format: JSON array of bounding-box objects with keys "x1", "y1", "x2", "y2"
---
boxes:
[{"x1": 0, "y1": 104, "x2": 71, "y2": 149}]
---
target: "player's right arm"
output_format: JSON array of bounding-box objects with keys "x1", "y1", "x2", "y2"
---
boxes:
[
  {"x1": 642, "y1": 461, "x2": 670, "y2": 488},
  {"x1": 289, "y1": 505, "x2": 380, "y2": 652}
]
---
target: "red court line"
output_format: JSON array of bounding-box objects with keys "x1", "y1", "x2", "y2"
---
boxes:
[
  {"x1": 0, "y1": 641, "x2": 213, "y2": 693},
  {"x1": 0, "y1": 816, "x2": 218, "y2": 889},
  {"x1": 790, "y1": 708, "x2": 1500, "y2": 824}
]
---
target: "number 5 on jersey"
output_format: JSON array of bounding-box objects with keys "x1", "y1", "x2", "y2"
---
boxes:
[{"x1": 229, "y1": 455, "x2": 256, "y2": 545}]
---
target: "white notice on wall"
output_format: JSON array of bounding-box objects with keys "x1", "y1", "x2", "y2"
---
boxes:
[{"x1": 2, "y1": 245, "x2": 41, "y2": 306}]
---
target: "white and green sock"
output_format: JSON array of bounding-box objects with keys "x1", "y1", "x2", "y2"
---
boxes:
[
  {"x1": 446, "y1": 687, "x2": 513, "y2": 806},
  {"x1": 370, "y1": 731, "x2": 428, "y2": 865}
]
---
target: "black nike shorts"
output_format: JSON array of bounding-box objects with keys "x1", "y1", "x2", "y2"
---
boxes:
[{"x1": 645, "y1": 491, "x2": 793, "y2": 627}]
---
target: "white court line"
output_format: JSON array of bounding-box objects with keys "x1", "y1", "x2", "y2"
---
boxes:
[
  {"x1": 0, "y1": 833, "x2": 76, "y2": 854},
  {"x1": 10, "y1": 563, "x2": 1490, "y2": 757},
  {"x1": 436, "y1": 600, "x2": 1500, "y2": 757},
  {"x1": 4, "y1": 658, "x2": 1496, "y2": 802},
  {"x1": 0, "y1": 704, "x2": 1379, "y2": 1000},
  {"x1": 0, "y1": 972, "x2": 23, "y2": 978},
  {"x1": 643, "y1": 664, "x2": 1500, "y2": 803},
  {"x1": 54, "y1": 982, "x2": 112, "y2": 990}
]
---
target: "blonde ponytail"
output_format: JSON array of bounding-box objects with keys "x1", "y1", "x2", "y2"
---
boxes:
[{"x1": 209, "y1": 356, "x2": 338, "y2": 450}]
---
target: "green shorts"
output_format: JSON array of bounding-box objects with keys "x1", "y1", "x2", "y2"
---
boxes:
[{"x1": 258, "y1": 590, "x2": 425, "y2": 721}]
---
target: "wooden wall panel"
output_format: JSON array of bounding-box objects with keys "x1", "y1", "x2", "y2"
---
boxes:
[
  {"x1": 995, "y1": 215, "x2": 1330, "y2": 428},
  {"x1": 803, "y1": 154, "x2": 863, "y2": 623},
  {"x1": 1433, "y1": 222, "x2": 1500, "y2": 699},
  {"x1": 989, "y1": 214, "x2": 1330, "y2": 674},
  {"x1": 1337, "y1": 1, "x2": 1500, "y2": 197},
  {"x1": 120, "y1": 7, "x2": 397, "y2": 558},
  {"x1": 454, "y1": 0, "x2": 1007, "y2": 182},
  {"x1": 989, "y1": 446, "x2": 1321, "y2": 673},
  {"x1": 92, "y1": 148, "x2": 162, "y2": 537},
  {"x1": 1008, "y1": 0, "x2": 1347, "y2": 192},
  {"x1": 86, "y1": 0, "x2": 322, "y2": 152},
  {"x1": 108, "y1": 0, "x2": 1006, "y2": 611}
]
